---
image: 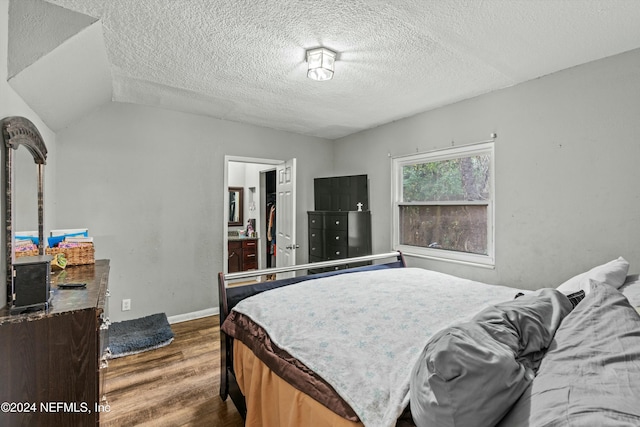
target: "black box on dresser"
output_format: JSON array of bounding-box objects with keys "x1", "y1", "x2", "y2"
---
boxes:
[{"x1": 10, "y1": 255, "x2": 53, "y2": 312}]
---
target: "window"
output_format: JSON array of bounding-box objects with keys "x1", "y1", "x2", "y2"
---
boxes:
[{"x1": 392, "y1": 142, "x2": 494, "y2": 267}]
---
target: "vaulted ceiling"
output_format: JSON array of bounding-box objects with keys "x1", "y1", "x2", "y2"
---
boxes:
[{"x1": 8, "y1": 0, "x2": 640, "y2": 139}]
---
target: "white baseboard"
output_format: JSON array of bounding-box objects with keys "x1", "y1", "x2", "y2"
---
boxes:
[{"x1": 167, "y1": 307, "x2": 220, "y2": 324}]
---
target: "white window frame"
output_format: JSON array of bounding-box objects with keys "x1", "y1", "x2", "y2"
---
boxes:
[{"x1": 391, "y1": 142, "x2": 495, "y2": 268}]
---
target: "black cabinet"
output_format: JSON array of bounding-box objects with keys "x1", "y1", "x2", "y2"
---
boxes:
[
  {"x1": 314, "y1": 174, "x2": 368, "y2": 212},
  {"x1": 308, "y1": 211, "x2": 371, "y2": 273},
  {"x1": 309, "y1": 174, "x2": 372, "y2": 273}
]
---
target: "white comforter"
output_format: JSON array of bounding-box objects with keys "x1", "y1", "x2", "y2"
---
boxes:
[{"x1": 231, "y1": 267, "x2": 523, "y2": 427}]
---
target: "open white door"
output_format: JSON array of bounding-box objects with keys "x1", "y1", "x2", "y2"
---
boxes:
[{"x1": 275, "y1": 158, "x2": 297, "y2": 277}]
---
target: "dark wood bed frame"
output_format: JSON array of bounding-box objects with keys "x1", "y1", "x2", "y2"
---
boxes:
[{"x1": 217, "y1": 251, "x2": 406, "y2": 418}]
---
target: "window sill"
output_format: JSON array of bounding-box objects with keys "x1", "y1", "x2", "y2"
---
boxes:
[{"x1": 396, "y1": 245, "x2": 495, "y2": 269}]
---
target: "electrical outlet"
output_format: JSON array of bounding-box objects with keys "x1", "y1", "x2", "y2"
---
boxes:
[{"x1": 122, "y1": 299, "x2": 131, "y2": 311}]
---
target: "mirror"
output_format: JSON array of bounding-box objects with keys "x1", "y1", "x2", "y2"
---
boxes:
[
  {"x1": 15, "y1": 148, "x2": 38, "y2": 233},
  {"x1": 2, "y1": 116, "x2": 48, "y2": 304},
  {"x1": 228, "y1": 187, "x2": 244, "y2": 226}
]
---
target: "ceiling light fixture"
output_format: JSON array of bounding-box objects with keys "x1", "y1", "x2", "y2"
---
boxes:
[{"x1": 306, "y1": 47, "x2": 336, "y2": 81}]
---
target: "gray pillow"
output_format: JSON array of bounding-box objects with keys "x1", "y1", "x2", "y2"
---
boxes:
[
  {"x1": 410, "y1": 323, "x2": 532, "y2": 427},
  {"x1": 410, "y1": 289, "x2": 572, "y2": 427},
  {"x1": 498, "y1": 281, "x2": 640, "y2": 427}
]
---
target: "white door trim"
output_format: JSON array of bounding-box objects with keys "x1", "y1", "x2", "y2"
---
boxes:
[{"x1": 223, "y1": 156, "x2": 284, "y2": 274}]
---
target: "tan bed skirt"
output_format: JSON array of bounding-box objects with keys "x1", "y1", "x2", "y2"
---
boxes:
[{"x1": 234, "y1": 339, "x2": 363, "y2": 427}]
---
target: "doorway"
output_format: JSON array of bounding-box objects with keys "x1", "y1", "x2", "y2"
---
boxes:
[
  {"x1": 262, "y1": 169, "x2": 276, "y2": 269},
  {"x1": 223, "y1": 156, "x2": 296, "y2": 275}
]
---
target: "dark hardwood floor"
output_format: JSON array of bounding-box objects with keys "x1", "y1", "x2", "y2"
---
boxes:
[{"x1": 101, "y1": 315, "x2": 244, "y2": 426}]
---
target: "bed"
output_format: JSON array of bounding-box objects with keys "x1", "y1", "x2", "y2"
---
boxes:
[{"x1": 218, "y1": 252, "x2": 640, "y2": 426}]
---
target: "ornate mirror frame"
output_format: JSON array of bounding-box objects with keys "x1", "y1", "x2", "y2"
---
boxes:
[{"x1": 2, "y1": 116, "x2": 47, "y2": 303}]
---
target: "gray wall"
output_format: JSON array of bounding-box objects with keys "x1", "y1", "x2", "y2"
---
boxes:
[
  {"x1": 334, "y1": 48, "x2": 640, "y2": 290},
  {"x1": 55, "y1": 102, "x2": 333, "y2": 321}
]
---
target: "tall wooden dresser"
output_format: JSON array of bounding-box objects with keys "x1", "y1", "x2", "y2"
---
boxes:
[
  {"x1": 0, "y1": 260, "x2": 111, "y2": 427},
  {"x1": 308, "y1": 175, "x2": 372, "y2": 273}
]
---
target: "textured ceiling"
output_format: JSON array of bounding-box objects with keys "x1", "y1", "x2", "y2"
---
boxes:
[{"x1": 9, "y1": 0, "x2": 640, "y2": 139}]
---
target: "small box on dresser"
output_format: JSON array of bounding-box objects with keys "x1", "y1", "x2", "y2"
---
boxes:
[{"x1": 10, "y1": 255, "x2": 53, "y2": 312}]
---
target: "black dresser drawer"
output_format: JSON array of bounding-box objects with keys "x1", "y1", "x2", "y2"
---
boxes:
[
  {"x1": 325, "y1": 244, "x2": 347, "y2": 259},
  {"x1": 309, "y1": 244, "x2": 323, "y2": 258},
  {"x1": 309, "y1": 229, "x2": 323, "y2": 246},
  {"x1": 325, "y1": 229, "x2": 347, "y2": 244},
  {"x1": 325, "y1": 214, "x2": 348, "y2": 231},
  {"x1": 308, "y1": 213, "x2": 324, "y2": 229},
  {"x1": 309, "y1": 235, "x2": 323, "y2": 256}
]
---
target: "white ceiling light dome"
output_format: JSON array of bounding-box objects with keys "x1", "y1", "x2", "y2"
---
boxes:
[{"x1": 306, "y1": 47, "x2": 336, "y2": 81}]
